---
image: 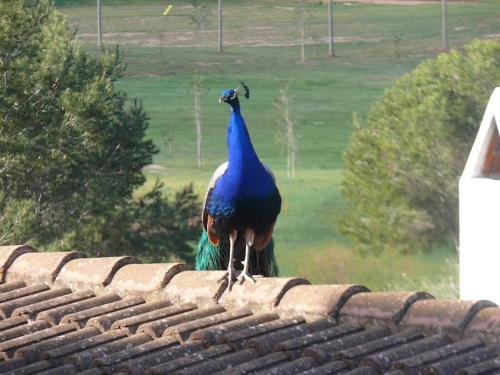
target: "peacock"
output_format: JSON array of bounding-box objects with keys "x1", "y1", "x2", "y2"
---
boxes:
[{"x1": 195, "y1": 82, "x2": 281, "y2": 289}]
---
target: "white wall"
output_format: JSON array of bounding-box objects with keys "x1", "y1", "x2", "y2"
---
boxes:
[
  {"x1": 460, "y1": 178, "x2": 500, "y2": 303},
  {"x1": 460, "y1": 87, "x2": 500, "y2": 304}
]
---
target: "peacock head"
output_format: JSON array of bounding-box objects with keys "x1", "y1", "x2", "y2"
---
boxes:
[{"x1": 219, "y1": 82, "x2": 250, "y2": 108}]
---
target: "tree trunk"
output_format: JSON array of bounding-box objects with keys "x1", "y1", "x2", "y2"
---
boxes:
[{"x1": 194, "y1": 88, "x2": 203, "y2": 168}]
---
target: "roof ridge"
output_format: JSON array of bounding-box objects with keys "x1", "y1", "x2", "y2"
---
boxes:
[{"x1": 0, "y1": 246, "x2": 498, "y2": 343}]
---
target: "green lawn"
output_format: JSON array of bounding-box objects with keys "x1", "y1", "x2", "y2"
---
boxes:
[{"x1": 56, "y1": 0, "x2": 500, "y2": 297}]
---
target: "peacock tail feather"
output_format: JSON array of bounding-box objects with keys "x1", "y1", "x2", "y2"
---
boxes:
[
  {"x1": 195, "y1": 229, "x2": 227, "y2": 271},
  {"x1": 195, "y1": 229, "x2": 279, "y2": 277}
]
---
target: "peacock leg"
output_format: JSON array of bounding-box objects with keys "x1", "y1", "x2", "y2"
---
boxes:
[
  {"x1": 238, "y1": 229, "x2": 256, "y2": 284},
  {"x1": 218, "y1": 230, "x2": 238, "y2": 290}
]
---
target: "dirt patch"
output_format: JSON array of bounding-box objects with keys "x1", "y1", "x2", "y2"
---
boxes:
[
  {"x1": 339, "y1": 0, "x2": 441, "y2": 4},
  {"x1": 143, "y1": 164, "x2": 167, "y2": 172},
  {"x1": 78, "y1": 30, "x2": 384, "y2": 48}
]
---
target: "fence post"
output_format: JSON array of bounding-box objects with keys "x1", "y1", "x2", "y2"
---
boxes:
[
  {"x1": 97, "y1": 0, "x2": 103, "y2": 47},
  {"x1": 442, "y1": 0, "x2": 448, "y2": 50},
  {"x1": 328, "y1": 0, "x2": 335, "y2": 56},
  {"x1": 218, "y1": 0, "x2": 223, "y2": 53}
]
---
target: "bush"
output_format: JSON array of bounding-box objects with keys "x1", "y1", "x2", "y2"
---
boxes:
[{"x1": 340, "y1": 39, "x2": 500, "y2": 254}]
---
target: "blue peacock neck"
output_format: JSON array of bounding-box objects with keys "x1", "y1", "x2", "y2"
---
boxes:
[
  {"x1": 210, "y1": 100, "x2": 274, "y2": 202},
  {"x1": 226, "y1": 103, "x2": 260, "y2": 169}
]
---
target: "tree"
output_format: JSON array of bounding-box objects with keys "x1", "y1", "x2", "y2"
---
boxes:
[
  {"x1": 0, "y1": 0, "x2": 200, "y2": 262},
  {"x1": 190, "y1": 0, "x2": 213, "y2": 31},
  {"x1": 296, "y1": 0, "x2": 306, "y2": 64},
  {"x1": 52, "y1": 181, "x2": 200, "y2": 262},
  {"x1": 275, "y1": 86, "x2": 298, "y2": 178},
  {"x1": 189, "y1": 74, "x2": 206, "y2": 168},
  {"x1": 339, "y1": 40, "x2": 500, "y2": 255}
]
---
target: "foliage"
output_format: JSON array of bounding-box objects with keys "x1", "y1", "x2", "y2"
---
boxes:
[
  {"x1": 49, "y1": 181, "x2": 200, "y2": 262},
  {"x1": 0, "y1": 193, "x2": 37, "y2": 246},
  {"x1": 340, "y1": 39, "x2": 500, "y2": 254},
  {"x1": 0, "y1": 0, "x2": 200, "y2": 261},
  {"x1": 189, "y1": 0, "x2": 213, "y2": 31}
]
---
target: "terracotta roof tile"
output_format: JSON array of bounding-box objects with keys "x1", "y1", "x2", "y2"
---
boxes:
[
  {"x1": 164, "y1": 307, "x2": 252, "y2": 343},
  {"x1": 147, "y1": 343, "x2": 234, "y2": 374},
  {"x1": 219, "y1": 351, "x2": 293, "y2": 374},
  {"x1": 137, "y1": 305, "x2": 226, "y2": 338},
  {"x1": 42, "y1": 329, "x2": 128, "y2": 363},
  {"x1": 188, "y1": 312, "x2": 279, "y2": 345},
  {"x1": 247, "y1": 318, "x2": 335, "y2": 355},
  {"x1": 0, "y1": 315, "x2": 29, "y2": 332},
  {"x1": 334, "y1": 328, "x2": 424, "y2": 363},
  {"x1": 36, "y1": 292, "x2": 121, "y2": 326},
  {"x1": 110, "y1": 302, "x2": 196, "y2": 335},
  {"x1": 399, "y1": 299, "x2": 497, "y2": 337},
  {"x1": 0, "y1": 356, "x2": 28, "y2": 373},
  {"x1": 12, "y1": 289, "x2": 95, "y2": 319},
  {"x1": 0, "y1": 280, "x2": 27, "y2": 293},
  {"x1": 107, "y1": 341, "x2": 205, "y2": 374},
  {"x1": 0, "y1": 320, "x2": 51, "y2": 343},
  {"x1": 457, "y1": 357, "x2": 500, "y2": 374},
  {"x1": 339, "y1": 291, "x2": 434, "y2": 328},
  {"x1": 304, "y1": 326, "x2": 392, "y2": 363},
  {"x1": 0, "y1": 245, "x2": 36, "y2": 282},
  {"x1": 38, "y1": 363, "x2": 80, "y2": 375},
  {"x1": 277, "y1": 284, "x2": 370, "y2": 321},
  {"x1": 392, "y1": 336, "x2": 485, "y2": 372},
  {"x1": 299, "y1": 359, "x2": 351, "y2": 374},
  {"x1": 66, "y1": 331, "x2": 152, "y2": 370},
  {"x1": 4, "y1": 251, "x2": 83, "y2": 286},
  {"x1": 421, "y1": 345, "x2": 500, "y2": 374},
  {"x1": 53, "y1": 256, "x2": 139, "y2": 292},
  {"x1": 343, "y1": 365, "x2": 379, "y2": 374},
  {"x1": 86, "y1": 298, "x2": 171, "y2": 332},
  {"x1": 108, "y1": 263, "x2": 190, "y2": 300},
  {"x1": 0, "y1": 283, "x2": 49, "y2": 304},
  {"x1": 5, "y1": 359, "x2": 53, "y2": 374},
  {"x1": 465, "y1": 306, "x2": 500, "y2": 340},
  {"x1": 95, "y1": 335, "x2": 180, "y2": 370},
  {"x1": 180, "y1": 347, "x2": 260, "y2": 375},
  {"x1": 0, "y1": 248, "x2": 499, "y2": 374},
  {"x1": 218, "y1": 276, "x2": 310, "y2": 313},
  {"x1": 253, "y1": 355, "x2": 319, "y2": 375},
  {"x1": 164, "y1": 270, "x2": 229, "y2": 307},
  {"x1": 360, "y1": 333, "x2": 452, "y2": 371},
  {"x1": 0, "y1": 323, "x2": 75, "y2": 359},
  {"x1": 274, "y1": 322, "x2": 364, "y2": 352},
  {"x1": 0, "y1": 287, "x2": 72, "y2": 319},
  {"x1": 14, "y1": 326, "x2": 100, "y2": 363},
  {"x1": 61, "y1": 296, "x2": 145, "y2": 329},
  {"x1": 222, "y1": 315, "x2": 305, "y2": 350}
]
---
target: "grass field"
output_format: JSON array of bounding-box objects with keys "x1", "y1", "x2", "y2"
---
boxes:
[{"x1": 57, "y1": 0, "x2": 500, "y2": 297}]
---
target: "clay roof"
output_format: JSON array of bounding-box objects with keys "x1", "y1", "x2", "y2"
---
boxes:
[{"x1": 0, "y1": 245, "x2": 499, "y2": 374}]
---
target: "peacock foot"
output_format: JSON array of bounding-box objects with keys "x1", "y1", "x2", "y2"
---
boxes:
[
  {"x1": 237, "y1": 270, "x2": 256, "y2": 285},
  {"x1": 218, "y1": 267, "x2": 237, "y2": 291}
]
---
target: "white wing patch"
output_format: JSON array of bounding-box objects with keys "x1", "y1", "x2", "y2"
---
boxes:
[{"x1": 202, "y1": 161, "x2": 228, "y2": 214}]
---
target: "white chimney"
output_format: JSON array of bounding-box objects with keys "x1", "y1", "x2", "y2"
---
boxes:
[{"x1": 460, "y1": 87, "x2": 500, "y2": 304}]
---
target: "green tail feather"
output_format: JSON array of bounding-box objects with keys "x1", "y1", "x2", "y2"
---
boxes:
[
  {"x1": 195, "y1": 229, "x2": 279, "y2": 277},
  {"x1": 195, "y1": 229, "x2": 226, "y2": 271}
]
